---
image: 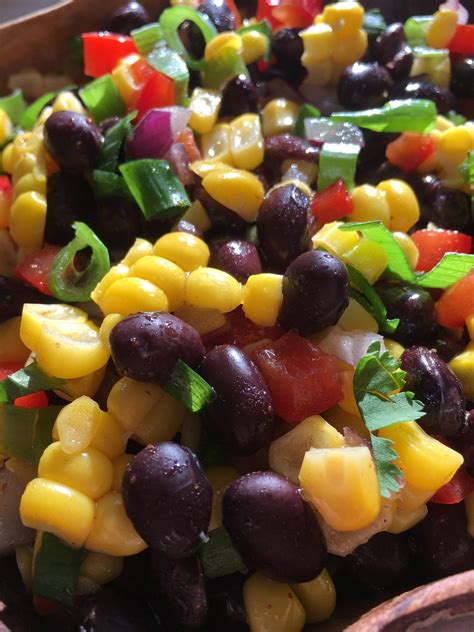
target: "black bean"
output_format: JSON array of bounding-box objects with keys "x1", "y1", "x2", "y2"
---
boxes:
[
  {"x1": 207, "y1": 574, "x2": 249, "y2": 632},
  {"x1": 271, "y1": 28, "x2": 306, "y2": 84},
  {"x1": 451, "y1": 56, "x2": 474, "y2": 99},
  {"x1": 214, "y1": 239, "x2": 262, "y2": 283},
  {"x1": 391, "y1": 78, "x2": 456, "y2": 114},
  {"x1": 92, "y1": 196, "x2": 144, "y2": 251},
  {"x1": 356, "y1": 130, "x2": 398, "y2": 180},
  {"x1": 453, "y1": 410, "x2": 474, "y2": 473},
  {"x1": 80, "y1": 587, "x2": 157, "y2": 632},
  {"x1": 44, "y1": 111, "x2": 103, "y2": 173},
  {"x1": 223, "y1": 471, "x2": 327, "y2": 583},
  {"x1": 196, "y1": 186, "x2": 248, "y2": 236},
  {"x1": 178, "y1": 21, "x2": 206, "y2": 60},
  {"x1": 0, "y1": 276, "x2": 56, "y2": 323},
  {"x1": 220, "y1": 77, "x2": 259, "y2": 118},
  {"x1": 432, "y1": 187, "x2": 473, "y2": 233},
  {"x1": 199, "y1": 345, "x2": 274, "y2": 455},
  {"x1": 257, "y1": 183, "x2": 311, "y2": 271},
  {"x1": 123, "y1": 442, "x2": 212, "y2": 558},
  {"x1": 103, "y1": 1, "x2": 150, "y2": 34},
  {"x1": 338, "y1": 62, "x2": 393, "y2": 109},
  {"x1": 279, "y1": 250, "x2": 349, "y2": 335},
  {"x1": 405, "y1": 173, "x2": 442, "y2": 225},
  {"x1": 264, "y1": 135, "x2": 320, "y2": 162},
  {"x1": 174, "y1": 219, "x2": 202, "y2": 238},
  {"x1": 386, "y1": 45, "x2": 413, "y2": 79},
  {"x1": 110, "y1": 312, "x2": 205, "y2": 383},
  {"x1": 375, "y1": 23, "x2": 406, "y2": 65},
  {"x1": 198, "y1": 0, "x2": 235, "y2": 32},
  {"x1": 149, "y1": 552, "x2": 207, "y2": 629}
]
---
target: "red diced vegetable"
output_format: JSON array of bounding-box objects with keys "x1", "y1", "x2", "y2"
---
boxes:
[
  {"x1": 385, "y1": 132, "x2": 435, "y2": 172},
  {"x1": 82, "y1": 33, "x2": 138, "y2": 78},
  {"x1": 430, "y1": 466, "x2": 474, "y2": 504},
  {"x1": 14, "y1": 244, "x2": 61, "y2": 296},
  {"x1": 176, "y1": 128, "x2": 201, "y2": 162},
  {"x1": 32, "y1": 595, "x2": 62, "y2": 616},
  {"x1": 134, "y1": 72, "x2": 175, "y2": 119},
  {"x1": 435, "y1": 268, "x2": 474, "y2": 328},
  {"x1": 310, "y1": 179, "x2": 353, "y2": 223},
  {"x1": 257, "y1": 0, "x2": 321, "y2": 28},
  {"x1": 0, "y1": 363, "x2": 49, "y2": 408},
  {"x1": 411, "y1": 229, "x2": 472, "y2": 272},
  {"x1": 448, "y1": 24, "x2": 474, "y2": 56}
]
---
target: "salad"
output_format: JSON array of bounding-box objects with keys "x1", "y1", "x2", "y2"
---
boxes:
[{"x1": 0, "y1": 0, "x2": 474, "y2": 629}]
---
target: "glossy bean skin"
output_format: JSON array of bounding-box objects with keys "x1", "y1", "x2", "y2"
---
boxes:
[
  {"x1": 123, "y1": 442, "x2": 212, "y2": 558},
  {"x1": 220, "y1": 77, "x2": 259, "y2": 118},
  {"x1": 405, "y1": 173, "x2": 441, "y2": 226},
  {"x1": 375, "y1": 23, "x2": 413, "y2": 79},
  {"x1": 110, "y1": 312, "x2": 205, "y2": 383},
  {"x1": 451, "y1": 56, "x2": 474, "y2": 98},
  {"x1": 93, "y1": 197, "x2": 144, "y2": 252},
  {"x1": 453, "y1": 410, "x2": 474, "y2": 473},
  {"x1": 271, "y1": 28, "x2": 306, "y2": 84},
  {"x1": 401, "y1": 346, "x2": 465, "y2": 436},
  {"x1": 279, "y1": 250, "x2": 349, "y2": 335},
  {"x1": 197, "y1": 186, "x2": 248, "y2": 236},
  {"x1": 103, "y1": 1, "x2": 150, "y2": 34},
  {"x1": 44, "y1": 111, "x2": 103, "y2": 173},
  {"x1": 264, "y1": 135, "x2": 320, "y2": 163},
  {"x1": 199, "y1": 345, "x2": 274, "y2": 455},
  {"x1": 198, "y1": 0, "x2": 236, "y2": 32},
  {"x1": 175, "y1": 219, "x2": 202, "y2": 238},
  {"x1": 257, "y1": 183, "x2": 311, "y2": 270},
  {"x1": 222, "y1": 471, "x2": 327, "y2": 583},
  {"x1": 214, "y1": 239, "x2": 262, "y2": 283},
  {"x1": 432, "y1": 187, "x2": 473, "y2": 233},
  {"x1": 80, "y1": 587, "x2": 157, "y2": 632},
  {"x1": 0, "y1": 276, "x2": 56, "y2": 323},
  {"x1": 338, "y1": 62, "x2": 393, "y2": 110},
  {"x1": 149, "y1": 552, "x2": 207, "y2": 630},
  {"x1": 391, "y1": 79, "x2": 456, "y2": 114},
  {"x1": 207, "y1": 574, "x2": 249, "y2": 632}
]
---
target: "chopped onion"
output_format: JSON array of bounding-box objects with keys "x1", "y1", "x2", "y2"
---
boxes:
[
  {"x1": 317, "y1": 326, "x2": 385, "y2": 367},
  {"x1": 305, "y1": 118, "x2": 364, "y2": 147},
  {"x1": 440, "y1": 0, "x2": 469, "y2": 24},
  {"x1": 128, "y1": 107, "x2": 190, "y2": 159},
  {"x1": 165, "y1": 142, "x2": 194, "y2": 185}
]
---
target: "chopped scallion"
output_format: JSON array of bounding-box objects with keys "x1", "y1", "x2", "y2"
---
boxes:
[
  {"x1": 201, "y1": 47, "x2": 249, "y2": 90},
  {"x1": 93, "y1": 170, "x2": 133, "y2": 199},
  {"x1": 79, "y1": 75, "x2": 125, "y2": 123},
  {"x1": 132, "y1": 22, "x2": 164, "y2": 55},
  {"x1": 147, "y1": 46, "x2": 190, "y2": 105},
  {"x1": 199, "y1": 527, "x2": 246, "y2": 579},
  {"x1": 0, "y1": 361, "x2": 64, "y2": 404},
  {"x1": 0, "y1": 89, "x2": 26, "y2": 125},
  {"x1": 317, "y1": 142, "x2": 360, "y2": 191},
  {"x1": 331, "y1": 99, "x2": 437, "y2": 133},
  {"x1": 294, "y1": 103, "x2": 321, "y2": 138},
  {"x1": 161, "y1": 360, "x2": 215, "y2": 413}
]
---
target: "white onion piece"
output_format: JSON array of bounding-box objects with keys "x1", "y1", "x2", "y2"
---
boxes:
[
  {"x1": 317, "y1": 326, "x2": 386, "y2": 368},
  {"x1": 304, "y1": 118, "x2": 364, "y2": 147},
  {"x1": 0, "y1": 466, "x2": 34, "y2": 556},
  {"x1": 128, "y1": 107, "x2": 190, "y2": 159},
  {"x1": 440, "y1": 0, "x2": 469, "y2": 24}
]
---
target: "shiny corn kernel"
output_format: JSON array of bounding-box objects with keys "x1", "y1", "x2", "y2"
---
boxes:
[
  {"x1": 80, "y1": 552, "x2": 123, "y2": 586},
  {"x1": 174, "y1": 305, "x2": 227, "y2": 335},
  {"x1": 205, "y1": 32, "x2": 242, "y2": 61},
  {"x1": 112, "y1": 454, "x2": 133, "y2": 491},
  {"x1": 133, "y1": 391, "x2": 186, "y2": 444},
  {"x1": 100, "y1": 277, "x2": 169, "y2": 317},
  {"x1": 332, "y1": 29, "x2": 367, "y2": 66},
  {"x1": 300, "y1": 446, "x2": 381, "y2": 532},
  {"x1": 435, "y1": 115, "x2": 455, "y2": 132},
  {"x1": 244, "y1": 573, "x2": 306, "y2": 632},
  {"x1": 20, "y1": 303, "x2": 88, "y2": 351},
  {"x1": 11, "y1": 154, "x2": 39, "y2": 187},
  {"x1": 121, "y1": 238, "x2": 153, "y2": 266},
  {"x1": 85, "y1": 491, "x2": 147, "y2": 556},
  {"x1": 426, "y1": 9, "x2": 458, "y2": 49},
  {"x1": 13, "y1": 172, "x2": 47, "y2": 198},
  {"x1": 291, "y1": 569, "x2": 336, "y2": 624},
  {"x1": 190, "y1": 158, "x2": 233, "y2": 178},
  {"x1": 437, "y1": 127, "x2": 472, "y2": 168},
  {"x1": 39, "y1": 442, "x2": 113, "y2": 500},
  {"x1": 337, "y1": 369, "x2": 360, "y2": 417},
  {"x1": 449, "y1": 343, "x2": 474, "y2": 401},
  {"x1": 202, "y1": 168, "x2": 264, "y2": 222},
  {"x1": 107, "y1": 377, "x2": 164, "y2": 432},
  {"x1": 111, "y1": 53, "x2": 143, "y2": 103},
  {"x1": 465, "y1": 491, "x2": 474, "y2": 537},
  {"x1": 99, "y1": 314, "x2": 124, "y2": 349},
  {"x1": 130, "y1": 255, "x2": 186, "y2": 311},
  {"x1": 206, "y1": 465, "x2": 240, "y2": 530},
  {"x1": 229, "y1": 114, "x2": 264, "y2": 171},
  {"x1": 188, "y1": 87, "x2": 222, "y2": 135},
  {"x1": 350, "y1": 184, "x2": 390, "y2": 226},
  {"x1": 153, "y1": 231, "x2": 210, "y2": 271},
  {"x1": 52, "y1": 91, "x2": 87, "y2": 115},
  {"x1": 393, "y1": 231, "x2": 419, "y2": 270},
  {"x1": 56, "y1": 396, "x2": 103, "y2": 455},
  {"x1": 384, "y1": 338, "x2": 405, "y2": 360},
  {"x1": 261, "y1": 99, "x2": 300, "y2": 137},
  {"x1": 10, "y1": 191, "x2": 47, "y2": 249},
  {"x1": 379, "y1": 421, "x2": 464, "y2": 491},
  {"x1": 179, "y1": 199, "x2": 212, "y2": 232},
  {"x1": 20, "y1": 478, "x2": 95, "y2": 547},
  {"x1": 201, "y1": 123, "x2": 233, "y2": 163},
  {"x1": 321, "y1": 1, "x2": 364, "y2": 35},
  {"x1": 377, "y1": 180, "x2": 420, "y2": 233},
  {"x1": 344, "y1": 238, "x2": 388, "y2": 284},
  {"x1": 466, "y1": 314, "x2": 474, "y2": 340},
  {"x1": 0, "y1": 110, "x2": 13, "y2": 146},
  {"x1": 388, "y1": 504, "x2": 428, "y2": 534},
  {"x1": 54, "y1": 367, "x2": 106, "y2": 402},
  {"x1": 396, "y1": 482, "x2": 434, "y2": 512},
  {"x1": 16, "y1": 546, "x2": 33, "y2": 589},
  {"x1": 312, "y1": 221, "x2": 359, "y2": 257},
  {"x1": 89, "y1": 410, "x2": 128, "y2": 459},
  {"x1": 301, "y1": 23, "x2": 335, "y2": 64},
  {"x1": 91, "y1": 263, "x2": 130, "y2": 306},
  {"x1": 1, "y1": 142, "x2": 15, "y2": 174},
  {"x1": 241, "y1": 30, "x2": 268, "y2": 64},
  {"x1": 186, "y1": 267, "x2": 242, "y2": 313},
  {"x1": 338, "y1": 298, "x2": 378, "y2": 333},
  {"x1": 269, "y1": 415, "x2": 344, "y2": 484},
  {"x1": 0, "y1": 317, "x2": 30, "y2": 363},
  {"x1": 242, "y1": 273, "x2": 283, "y2": 327}
]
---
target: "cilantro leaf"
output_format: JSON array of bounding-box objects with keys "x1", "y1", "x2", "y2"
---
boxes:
[
  {"x1": 0, "y1": 362, "x2": 65, "y2": 404},
  {"x1": 371, "y1": 434, "x2": 404, "y2": 497},
  {"x1": 347, "y1": 265, "x2": 399, "y2": 334}
]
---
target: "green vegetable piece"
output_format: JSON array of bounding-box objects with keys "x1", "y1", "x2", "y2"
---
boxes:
[
  {"x1": 33, "y1": 533, "x2": 86, "y2": 607},
  {"x1": 79, "y1": 75, "x2": 125, "y2": 123},
  {"x1": 404, "y1": 15, "x2": 433, "y2": 47},
  {"x1": 317, "y1": 142, "x2": 360, "y2": 191},
  {"x1": 97, "y1": 111, "x2": 136, "y2": 172},
  {"x1": 199, "y1": 527, "x2": 246, "y2": 578},
  {"x1": 238, "y1": 19, "x2": 272, "y2": 61},
  {"x1": 0, "y1": 361, "x2": 64, "y2": 404},
  {"x1": 0, "y1": 89, "x2": 26, "y2": 125},
  {"x1": 93, "y1": 170, "x2": 133, "y2": 199},
  {"x1": 48, "y1": 221, "x2": 110, "y2": 302},
  {"x1": 132, "y1": 22, "x2": 164, "y2": 55},
  {"x1": 413, "y1": 46, "x2": 448, "y2": 59},
  {"x1": 161, "y1": 359, "x2": 215, "y2": 413},
  {"x1": 120, "y1": 159, "x2": 190, "y2": 220},
  {"x1": 363, "y1": 9, "x2": 387, "y2": 36},
  {"x1": 201, "y1": 47, "x2": 249, "y2": 90},
  {"x1": 294, "y1": 103, "x2": 321, "y2": 138},
  {"x1": 416, "y1": 253, "x2": 474, "y2": 289},
  {"x1": 147, "y1": 45, "x2": 190, "y2": 105},
  {"x1": 447, "y1": 110, "x2": 467, "y2": 126},
  {"x1": 20, "y1": 91, "x2": 57, "y2": 130}
]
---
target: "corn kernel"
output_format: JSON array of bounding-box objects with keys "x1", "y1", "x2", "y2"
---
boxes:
[
  {"x1": 337, "y1": 369, "x2": 360, "y2": 417},
  {"x1": 393, "y1": 231, "x2": 419, "y2": 270},
  {"x1": 174, "y1": 305, "x2": 227, "y2": 335},
  {"x1": 426, "y1": 9, "x2": 458, "y2": 49},
  {"x1": 344, "y1": 238, "x2": 388, "y2": 284},
  {"x1": 269, "y1": 415, "x2": 344, "y2": 483},
  {"x1": 52, "y1": 91, "x2": 87, "y2": 115},
  {"x1": 100, "y1": 277, "x2": 169, "y2": 317},
  {"x1": 130, "y1": 255, "x2": 186, "y2": 311},
  {"x1": 107, "y1": 377, "x2": 164, "y2": 432},
  {"x1": 10, "y1": 191, "x2": 47, "y2": 249},
  {"x1": 230, "y1": 114, "x2": 264, "y2": 171},
  {"x1": 39, "y1": 442, "x2": 113, "y2": 500},
  {"x1": 206, "y1": 465, "x2": 240, "y2": 530},
  {"x1": 202, "y1": 168, "x2": 264, "y2": 222},
  {"x1": 179, "y1": 199, "x2": 212, "y2": 232},
  {"x1": 205, "y1": 32, "x2": 243, "y2": 61},
  {"x1": 305, "y1": 60, "x2": 334, "y2": 87},
  {"x1": 465, "y1": 491, "x2": 474, "y2": 537},
  {"x1": 301, "y1": 23, "x2": 335, "y2": 64},
  {"x1": 291, "y1": 569, "x2": 336, "y2": 623},
  {"x1": 186, "y1": 267, "x2": 242, "y2": 313},
  {"x1": 80, "y1": 552, "x2": 124, "y2": 585},
  {"x1": 242, "y1": 273, "x2": 283, "y2": 327},
  {"x1": 384, "y1": 338, "x2": 405, "y2": 360},
  {"x1": 56, "y1": 396, "x2": 103, "y2": 454},
  {"x1": 379, "y1": 421, "x2": 464, "y2": 491},
  {"x1": 99, "y1": 314, "x2": 124, "y2": 349},
  {"x1": 201, "y1": 123, "x2": 233, "y2": 163},
  {"x1": 312, "y1": 221, "x2": 359, "y2": 257},
  {"x1": 300, "y1": 446, "x2": 381, "y2": 532},
  {"x1": 438, "y1": 127, "x2": 472, "y2": 169},
  {"x1": 20, "y1": 303, "x2": 88, "y2": 350},
  {"x1": 396, "y1": 482, "x2": 434, "y2": 512},
  {"x1": 85, "y1": 491, "x2": 147, "y2": 556},
  {"x1": 0, "y1": 317, "x2": 30, "y2": 363},
  {"x1": 20, "y1": 478, "x2": 95, "y2": 548},
  {"x1": 16, "y1": 546, "x2": 33, "y2": 589},
  {"x1": 54, "y1": 366, "x2": 106, "y2": 402},
  {"x1": 377, "y1": 180, "x2": 420, "y2": 233},
  {"x1": 333, "y1": 29, "x2": 367, "y2": 65},
  {"x1": 388, "y1": 504, "x2": 428, "y2": 534},
  {"x1": 322, "y1": 1, "x2": 364, "y2": 35},
  {"x1": 153, "y1": 231, "x2": 210, "y2": 271},
  {"x1": 188, "y1": 87, "x2": 222, "y2": 135},
  {"x1": 111, "y1": 54, "x2": 143, "y2": 104},
  {"x1": 91, "y1": 263, "x2": 130, "y2": 306},
  {"x1": 244, "y1": 573, "x2": 306, "y2": 632},
  {"x1": 323, "y1": 404, "x2": 370, "y2": 438},
  {"x1": 449, "y1": 343, "x2": 474, "y2": 400},
  {"x1": 338, "y1": 298, "x2": 378, "y2": 333},
  {"x1": 121, "y1": 238, "x2": 153, "y2": 266},
  {"x1": 466, "y1": 314, "x2": 474, "y2": 340},
  {"x1": 261, "y1": 99, "x2": 300, "y2": 137},
  {"x1": 89, "y1": 410, "x2": 128, "y2": 459},
  {"x1": 190, "y1": 159, "x2": 233, "y2": 178},
  {"x1": 112, "y1": 454, "x2": 133, "y2": 491},
  {"x1": 1, "y1": 142, "x2": 15, "y2": 174},
  {"x1": 241, "y1": 30, "x2": 268, "y2": 64},
  {"x1": 75, "y1": 576, "x2": 100, "y2": 596},
  {"x1": 133, "y1": 391, "x2": 186, "y2": 444},
  {"x1": 13, "y1": 172, "x2": 47, "y2": 199},
  {"x1": 350, "y1": 184, "x2": 390, "y2": 226}
]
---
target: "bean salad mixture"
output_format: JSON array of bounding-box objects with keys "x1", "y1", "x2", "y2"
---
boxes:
[{"x1": 0, "y1": 0, "x2": 474, "y2": 629}]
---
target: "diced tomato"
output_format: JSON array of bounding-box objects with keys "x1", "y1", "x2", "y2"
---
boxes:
[
  {"x1": 202, "y1": 308, "x2": 283, "y2": 350},
  {"x1": 310, "y1": 179, "x2": 353, "y2": 223},
  {"x1": 386, "y1": 132, "x2": 435, "y2": 172},
  {"x1": 257, "y1": 0, "x2": 321, "y2": 28},
  {"x1": 435, "y1": 268, "x2": 474, "y2": 328},
  {"x1": 14, "y1": 244, "x2": 60, "y2": 296},
  {"x1": 176, "y1": 128, "x2": 202, "y2": 162},
  {"x1": 0, "y1": 363, "x2": 23, "y2": 380},
  {"x1": 411, "y1": 229, "x2": 472, "y2": 272},
  {"x1": 430, "y1": 466, "x2": 474, "y2": 504},
  {"x1": 253, "y1": 331, "x2": 342, "y2": 423},
  {"x1": 82, "y1": 33, "x2": 138, "y2": 78},
  {"x1": 134, "y1": 71, "x2": 175, "y2": 120},
  {"x1": 448, "y1": 24, "x2": 474, "y2": 56},
  {"x1": 0, "y1": 363, "x2": 49, "y2": 408},
  {"x1": 33, "y1": 595, "x2": 62, "y2": 616}
]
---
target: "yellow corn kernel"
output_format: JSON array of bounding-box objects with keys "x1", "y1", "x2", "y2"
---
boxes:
[
  {"x1": 80, "y1": 552, "x2": 124, "y2": 585},
  {"x1": 188, "y1": 87, "x2": 222, "y2": 135},
  {"x1": 85, "y1": 491, "x2": 147, "y2": 556},
  {"x1": 377, "y1": 180, "x2": 420, "y2": 233},
  {"x1": 449, "y1": 343, "x2": 474, "y2": 400},
  {"x1": 0, "y1": 110, "x2": 13, "y2": 146},
  {"x1": 333, "y1": 29, "x2": 367, "y2": 65},
  {"x1": 130, "y1": 255, "x2": 186, "y2": 311},
  {"x1": 91, "y1": 263, "x2": 130, "y2": 306},
  {"x1": 201, "y1": 123, "x2": 233, "y2": 164},
  {"x1": 179, "y1": 199, "x2": 212, "y2": 232},
  {"x1": 438, "y1": 126, "x2": 472, "y2": 168},
  {"x1": 269, "y1": 415, "x2": 344, "y2": 483},
  {"x1": 384, "y1": 338, "x2": 405, "y2": 361},
  {"x1": 291, "y1": 569, "x2": 336, "y2": 624},
  {"x1": 301, "y1": 23, "x2": 335, "y2": 64},
  {"x1": 56, "y1": 395, "x2": 103, "y2": 454},
  {"x1": 20, "y1": 478, "x2": 95, "y2": 547},
  {"x1": 9, "y1": 191, "x2": 47, "y2": 249},
  {"x1": 344, "y1": 239, "x2": 388, "y2": 284},
  {"x1": 241, "y1": 30, "x2": 268, "y2": 64},
  {"x1": 55, "y1": 366, "x2": 106, "y2": 402},
  {"x1": 107, "y1": 377, "x2": 164, "y2": 432},
  {"x1": 174, "y1": 305, "x2": 227, "y2": 335},
  {"x1": 39, "y1": 442, "x2": 113, "y2": 500},
  {"x1": 393, "y1": 231, "x2": 419, "y2": 270},
  {"x1": 16, "y1": 546, "x2": 33, "y2": 589},
  {"x1": 426, "y1": 9, "x2": 458, "y2": 49},
  {"x1": 112, "y1": 454, "x2": 133, "y2": 491},
  {"x1": 20, "y1": 303, "x2": 88, "y2": 350},
  {"x1": 435, "y1": 115, "x2": 455, "y2": 132},
  {"x1": 133, "y1": 390, "x2": 186, "y2": 445},
  {"x1": 312, "y1": 221, "x2": 359, "y2": 257},
  {"x1": 100, "y1": 277, "x2": 169, "y2": 317},
  {"x1": 153, "y1": 231, "x2": 210, "y2": 271},
  {"x1": 321, "y1": 1, "x2": 364, "y2": 35},
  {"x1": 388, "y1": 504, "x2": 428, "y2": 534},
  {"x1": 13, "y1": 172, "x2": 47, "y2": 199},
  {"x1": 397, "y1": 482, "x2": 434, "y2": 512},
  {"x1": 121, "y1": 238, "x2": 154, "y2": 266},
  {"x1": 89, "y1": 410, "x2": 128, "y2": 459},
  {"x1": 0, "y1": 317, "x2": 30, "y2": 363},
  {"x1": 323, "y1": 404, "x2": 370, "y2": 438},
  {"x1": 52, "y1": 91, "x2": 87, "y2": 115},
  {"x1": 190, "y1": 159, "x2": 233, "y2": 178},
  {"x1": 186, "y1": 267, "x2": 242, "y2": 313},
  {"x1": 338, "y1": 298, "x2": 378, "y2": 333},
  {"x1": 261, "y1": 99, "x2": 300, "y2": 138},
  {"x1": 1, "y1": 142, "x2": 15, "y2": 174},
  {"x1": 202, "y1": 168, "x2": 264, "y2": 222},
  {"x1": 244, "y1": 573, "x2": 306, "y2": 632},
  {"x1": 5, "y1": 458, "x2": 36, "y2": 486},
  {"x1": 242, "y1": 273, "x2": 283, "y2": 327},
  {"x1": 111, "y1": 53, "x2": 143, "y2": 103},
  {"x1": 337, "y1": 370, "x2": 360, "y2": 417},
  {"x1": 350, "y1": 184, "x2": 390, "y2": 226},
  {"x1": 305, "y1": 60, "x2": 334, "y2": 86},
  {"x1": 99, "y1": 314, "x2": 124, "y2": 349},
  {"x1": 379, "y1": 421, "x2": 464, "y2": 491},
  {"x1": 230, "y1": 114, "x2": 264, "y2": 171},
  {"x1": 205, "y1": 32, "x2": 242, "y2": 61},
  {"x1": 300, "y1": 446, "x2": 381, "y2": 532},
  {"x1": 465, "y1": 491, "x2": 474, "y2": 537},
  {"x1": 466, "y1": 314, "x2": 474, "y2": 340},
  {"x1": 206, "y1": 465, "x2": 240, "y2": 530}
]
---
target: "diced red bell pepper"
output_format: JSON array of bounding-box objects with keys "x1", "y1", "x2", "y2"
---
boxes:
[
  {"x1": 33, "y1": 595, "x2": 62, "y2": 616},
  {"x1": 310, "y1": 179, "x2": 353, "y2": 224},
  {"x1": 448, "y1": 24, "x2": 474, "y2": 56},
  {"x1": 253, "y1": 331, "x2": 342, "y2": 423},
  {"x1": 134, "y1": 71, "x2": 175, "y2": 120},
  {"x1": 430, "y1": 466, "x2": 474, "y2": 504},
  {"x1": 435, "y1": 268, "x2": 474, "y2": 328},
  {"x1": 202, "y1": 308, "x2": 283, "y2": 350},
  {"x1": 82, "y1": 33, "x2": 138, "y2": 78},
  {"x1": 14, "y1": 244, "x2": 61, "y2": 296},
  {"x1": 0, "y1": 363, "x2": 49, "y2": 408},
  {"x1": 411, "y1": 229, "x2": 472, "y2": 273},
  {"x1": 385, "y1": 132, "x2": 435, "y2": 172},
  {"x1": 257, "y1": 0, "x2": 321, "y2": 28}
]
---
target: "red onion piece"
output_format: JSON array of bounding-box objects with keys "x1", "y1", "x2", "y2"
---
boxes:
[
  {"x1": 164, "y1": 142, "x2": 195, "y2": 186},
  {"x1": 128, "y1": 107, "x2": 190, "y2": 159}
]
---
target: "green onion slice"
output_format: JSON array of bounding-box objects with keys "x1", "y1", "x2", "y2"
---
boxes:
[
  {"x1": 317, "y1": 142, "x2": 360, "y2": 192},
  {"x1": 161, "y1": 360, "x2": 215, "y2": 413},
  {"x1": 132, "y1": 22, "x2": 164, "y2": 55},
  {"x1": 199, "y1": 527, "x2": 246, "y2": 579},
  {"x1": 79, "y1": 75, "x2": 125, "y2": 123},
  {"x1": 201, "y1": 47, "x2": 249, "y2": 90},
  {"x1": 0, "y1": 89, "x2": 26, "y2": 125},
  {"x1": 331, "y1": 99, "x2": 437, "y2": 133}
]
